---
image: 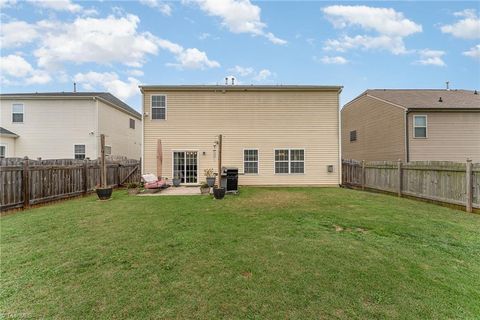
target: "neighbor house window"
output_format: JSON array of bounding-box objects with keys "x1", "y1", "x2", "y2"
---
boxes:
[
  {"x1": 129, "y1": 118, "x2": 135, "y2": 129},
  {"x1": 104, "y1": 146, "x2": 112, "y2": 156},
  {"x1": 151, "y1": 95, "x2": 166, "y2": 120},
  {"x1": 0, "y1": 145, "x2": 6, "y2": 158},
  {"x1": 350, "y1": 130, "x2": 357, "y2": 142},
  {"x1": 275, "y1": 149, "x2": 305, "y2": 174},
  {"x1": 74, "y1": 145, "x2": 85, "y2": 159},
  {"x1": 244, "y1": 149, "x2": 258, "y2": 174},
  {"x1": 12, "y1": 104, "x2": 24, "y2": 123},
  {"x1": 414, "y1": 115, "x2": 427, "y2": 138}
]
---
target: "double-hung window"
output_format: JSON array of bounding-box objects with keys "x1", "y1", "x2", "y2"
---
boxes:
[
  {"x1": 74, "y1": 145, "x2": 86, "y2": 160},
  {"x1": 413, "y1": 115, "x2": 427, "y2": 138},
  {"x1": 105, "y1": 146, "x2": 112, "y2": 156},
  {"x1": 350, "y1": 130, "x2": 357, "y2": 142},
  {"x1": 129, "y1": 118, "x2": 135, "y2": 129},
  {"x1": 151, "y1": 95, "x2": 166, "y2": 120},
  {"x1": 0, "y1": 145, "x2": 6, "y2": 158},
  {"x1": 12, "y1": 104, "x2": 24, "y2": 123},
  {"x1": 244, "y1": 149, "x2": 258, "y2": 174},
  {"x1": 275, "y1": 149, "x2": 304, "y2": 174}
]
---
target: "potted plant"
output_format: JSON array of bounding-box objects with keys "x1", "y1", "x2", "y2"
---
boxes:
[
  {"x1": 172, "y1": 173, "x2": 181, "y2": 187},
  {"x1": 213, "y1": 185, "x2": 226, "y2": 199},
  {"x1": 127, "y1": 182, "x2": 139, "y2": 195},
  {"x1": 199, "y1": 182, "x2": 210, "y2": 194},
  {"x1": 96, "y1": 183, "x2": 113, "y2": 200},
  {"x1": 204, "y1": 168, "x2": 216, "y2": 187}
]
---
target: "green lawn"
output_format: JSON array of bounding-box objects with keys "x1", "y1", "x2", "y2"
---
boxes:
[{"x1": 1, "y1": 188, "x2": 479, "y2": 319}]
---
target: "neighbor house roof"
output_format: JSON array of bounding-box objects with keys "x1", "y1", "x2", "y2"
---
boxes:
[
  {"x1": 0, "y1": 92, "x2": 141, "y2": 119},
  {"x1": 139, "y1": 85, "x2": 343, "y2": 93},
  {"x1": 0, "y1": 127, "x2": 19, "y2": 138},
  {"x1": 350, "y1": 89, "x2": 480, "y2": 110}
]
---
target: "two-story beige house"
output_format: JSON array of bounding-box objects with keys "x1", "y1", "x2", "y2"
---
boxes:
[
  {"x1": 342, "y1": 89, "x2": 480, "y2": 162},
  {"x1": 0, "y1": 92, "x2": 142, "y2": 160},
  {"x1": 140, "y1": 85, "x2": 342, "y2": 186}
]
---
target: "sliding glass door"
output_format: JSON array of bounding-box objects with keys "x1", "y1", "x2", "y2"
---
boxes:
[{"x1": 173, "y1": 151, "x2": 198, "y2": 184}]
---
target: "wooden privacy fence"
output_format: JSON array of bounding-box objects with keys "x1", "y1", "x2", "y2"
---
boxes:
[
  {"x1": 342, "y1": 159, "x2": 480, "y2": 212},
  {"x1": 1, "y1": 157, "x2": 141, "y2": 211}
]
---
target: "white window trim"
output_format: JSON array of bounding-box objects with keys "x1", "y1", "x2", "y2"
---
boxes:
[
  {"x1": 0, "y1": 144, "x2": 7, "y2": 158},
  {"x1": 171, "y1": 149, "x2": 200, "y2": 185},
  {"x1": 12, "y1": 103, "x2": 24, "y2": 124},
  {"x1": 273, "y1": 148, "x2": 305, "y2": 175},
  {"x1": 151, "y1": 94, "x2": 167, "y2": 121},
  {"x1": 413, "y1": 115, "x2": 428, "y2": 139},
  {"x1": 243, "y1": 148, "x2": 259, "y2": 175},
  {"x1": 104, "y1": 145, "x2": 112, "y2": 156},
  {"x1": 74, "y1": 144, "x2": 86, "y2": 159}
]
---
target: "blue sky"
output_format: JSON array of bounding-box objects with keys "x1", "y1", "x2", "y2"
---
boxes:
[{"x1": 1, "y1": 0, "x2": 479, "y2": 110}]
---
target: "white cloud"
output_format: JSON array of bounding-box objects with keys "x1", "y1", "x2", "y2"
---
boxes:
[
  {"x1": 167, "y1": 47, "x2": 220, "y2": 69},
  {"x1": 0, "y1": 54, "x2": 51, "y2": 85},
  {"x1": 323, "y1": 5, "x2": 422, "y2": 54},
  {"x1": 28, "y1": 0, "x2": 83, "y2": 13},
  {"x1": 228, "y1": 66, "x2": 273, "y2": 82},
  {"x1": 228, "y1": 65, "x2": 254, "y2": 76},
  {"x1": 189, "y1": 0, "x2": 286, "y2": 45},
  {"x1": 317, "y1": 56, "x2": 348, "y2": 64},
  {"x1": 0, "y1": 0, "x2": 16, "y2": 8},
  {"x1": 127, "y1": 69, "x2": 145, "y2": 77},
  {"x1": 463, "y1": 44, "x2": 480, "y2": 60},
  {"x1": 34, "y1": 14, "x2": 160, "y2": 69},
  {"x1": 441, "y1": 9, "x2": 480, "y2": 39},
  {"x1": 139, "y1": 0, "x2": 172, "y2": 15},
  {"x1": 253, "y1": 69, "x2": 271, "y2": 81},
  {"x1": 416, "y1": 49, "x2": 446, "y2": 66},
  {"x1": 0, "y1": 21, "x2": 39, "y2": 48},
  {"x1": 74, "y1": 71, "x2": 140, "y2": 100}
]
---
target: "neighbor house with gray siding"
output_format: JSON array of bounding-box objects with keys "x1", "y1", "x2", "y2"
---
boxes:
[{"x1": 341, "y1": 89, "x2": 480, "y2": 162}]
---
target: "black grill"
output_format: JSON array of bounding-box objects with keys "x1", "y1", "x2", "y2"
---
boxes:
[{"x1": 221, "y1": 167, "x2": 239, "y2": 193}]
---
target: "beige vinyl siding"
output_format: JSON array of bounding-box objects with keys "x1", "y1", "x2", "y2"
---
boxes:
[
  {"x1": 143, "y1": 89, "x2": 340, "y2": 186},
  {"x1": 1, "y1": 136, "x2": 15, "y2": 157},
  {"x1": 408, "y1": 111, "x2": 480, "y2": 162},
  {"x1": 0, "y1": 99, "x2": 98, "y2": 159},
  {"x1": 97, "y1": 100, "x2": 141, "y2": 159},
  {"x1": 341, "y1": 96, "x2": 406, "y2": 161}
]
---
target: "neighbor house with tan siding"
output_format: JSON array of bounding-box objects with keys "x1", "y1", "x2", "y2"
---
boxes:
[
  {"x1": 140, "y1": 85, "x2": 342, "y2": 186},
  {"x1": 342, "y1": 89, "x2": 480, "y2": 162},
  {"x1": 0, "y1": 92, "x2": 142, "y2": 160}
]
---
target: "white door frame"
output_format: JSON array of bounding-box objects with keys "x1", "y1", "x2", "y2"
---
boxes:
[{"x1": 171, "y1": 150, "x2": 199, "y2": 185}]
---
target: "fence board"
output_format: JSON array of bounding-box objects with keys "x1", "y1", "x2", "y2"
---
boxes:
[
  {"x1": 342, "y1": 159, "x2": 479, "y2": 212},
  {"x1": 1, "y1": 158, "x2": 140, "y2": 211}
]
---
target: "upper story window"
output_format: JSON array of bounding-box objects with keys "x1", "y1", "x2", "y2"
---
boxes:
[
  {"x1": 413, "y1": 115, "x2": 427, "y2": 138},
  {"x1": 350, "y1": 130, "x2": 357, "y2": 142},
  {"x1": 105, "y1": 145, "x2": 112, "y2": 156},
  {"x1": 74, "y1": 145, "x2": 85, "y2": 160},
  {"x1": 244, "y1": 149, "x2": 258, "y2": 174},
  {"x1": 275, "y1": 149, "x2": 305, "y2": 174},
  {"x1": 129, "y1": 118, "x2": 135, "y2": 129},
  {"x1": 0, "y1": 145, "x2": 6, "y2": 158},
  {"x1": 12, "y1": 103, "x2": 24, "y2": 123},
  {"x1": 151, "y1": 95, "x2": 166, "y2": 120}
]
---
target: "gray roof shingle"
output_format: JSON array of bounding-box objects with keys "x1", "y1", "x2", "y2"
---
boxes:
[
  {"x1": 0, "y1": 127, "x2": 19, "y2": 137},
  {"x1": 0, "y1": 92, "x2": 141, "y2": 118},
  {"x1": 365, "y1": 89, "x2": 480, "y2": 110}
]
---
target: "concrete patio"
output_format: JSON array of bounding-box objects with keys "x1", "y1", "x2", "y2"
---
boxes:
[{"x1": 138, "y1": 186, "x2": 203, "y2": 196}]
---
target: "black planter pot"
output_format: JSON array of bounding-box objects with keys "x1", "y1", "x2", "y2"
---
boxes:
[
  {"x1": 213, "y1": 187, "x2": 226, "y2": 199},
  {"x1": 206, "y1": 177, "x2": 216, "y2": 188},
  {"x1": 96, "y1": 187, "x2": 113, "y2": 200}
]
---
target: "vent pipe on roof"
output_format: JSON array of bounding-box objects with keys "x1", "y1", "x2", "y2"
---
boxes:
[
  {"x1": 231, "y1": 77, "x2": 235, "y2": 85},
  {"x1": 73, "y1": 82, "x2": 77, "y2": 93},
  {"x1": 445, "y1": 81, "x2": 450, "y2": 90},
  {"x1": 225, "y1": 77, "x2": 228, "y2": 85},
  {"x1": 438, "y1": 97, "x2": 443, "y2": 102},
  {"x1": 474, "y1": 90, "x2": 478, "y2": 95}
]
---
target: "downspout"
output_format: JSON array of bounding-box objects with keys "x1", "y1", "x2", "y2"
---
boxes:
[
  {"x1": 337, "y1": 88, "x2": 342, "y2": 186},
  {"x1": 404, "y1": 109, "x2": 410, "y2": 163},
  {"x1": 94, "y1": 97, "x2": 99, "y2": 160},
  {"x1": 141, "y1": 89, "x2": 145, "y2": 174}
]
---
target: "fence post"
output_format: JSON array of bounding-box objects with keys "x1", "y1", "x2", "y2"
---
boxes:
[
  {"x1": 466, "y1": 159, "x2": 473, "y2": 213},
  {"x1": 83, "y1": 159, "x2": 88, "y2": 194},
  {"x1": 361, "y1": 160, "x2": 365, "y2": 190},
  {"x1": 117, "y1": 164, "x2": 121, "y2": 187},
  {"x1": 23, "y1": 156, "x2": 30, "y2": 208},
  {"x1": 397, "y1": 159, "x2": 403, "y2": 197}
]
